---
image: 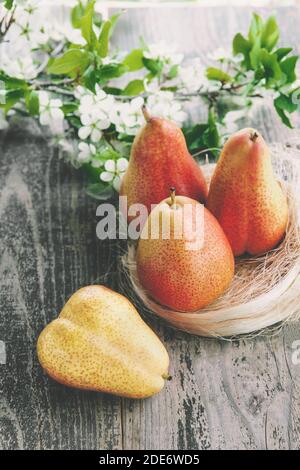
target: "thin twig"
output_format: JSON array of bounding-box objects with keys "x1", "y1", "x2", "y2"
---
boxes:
[
  {"x1": 192, "y1": 147, "x2": 222, "y2": 158},
  {"x1": 0, "y1": 5, "x2": 16, "y2": 43},
  {"x1": 38, "y1": 86, "x2": 74, "y2": 96},
  {"x1": 31, "y1": 78, "x2": 76, "y2": 87}
]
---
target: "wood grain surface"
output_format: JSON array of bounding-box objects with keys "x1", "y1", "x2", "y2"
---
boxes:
[{"x1": 1, "y1": 6, "x2": 300, "y2": 450}]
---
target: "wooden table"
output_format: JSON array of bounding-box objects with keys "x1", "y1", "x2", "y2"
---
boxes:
[{"x1": 1, "y1": 5, "x2": 300, "y2": 450}]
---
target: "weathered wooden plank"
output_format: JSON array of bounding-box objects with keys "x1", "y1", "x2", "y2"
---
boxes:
[
  {"x1": 0, "y1": 5, "x2": 300, "y2": 451},
  {"x1": 0, "y1": 119, "x2": 122, "y2": 450}
]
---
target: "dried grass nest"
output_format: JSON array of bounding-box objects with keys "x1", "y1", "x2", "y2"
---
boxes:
[{"x1": 122, "y1": 143, "x2": 300, "y2": 338}]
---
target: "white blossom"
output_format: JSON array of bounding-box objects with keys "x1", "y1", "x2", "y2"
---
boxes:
[
  {"x1": 78, "y1": 85, "x2": 112, "y2": 142},
  {"x1": 2, "y1": 0, "x2": 86, "y2": 49},
  {"x1": 208, "y1": 47, "x2": 243, "y2": 64},
  {"x1": 39, "y1": 91, "x2": 64, "y2": 135},
  {"x1": 40, "y1": 2, "x2": 86, "y2": 45},
  {"x1": 178, "y1": 59, "x2": 210, "y2": 93},
  {"x1": 147, "y1": 91, "x2": 187, "y2": 125},
  {"x1": 6, "y1": 0, "x2": 82, "y2": 46},
  {"x1": 74, "y1": 86, "x2": 87, "y2": 101},
  {"x1": 7, "y1": 1, "x2": 50, "y2": 47},
  {"x1": 110, "y1": 97, "x2": 144, "y2": 136},
  {"x1": 100, "y1": 158, "x2": 128, "y2": 191},
  {"x1": 144, "y1": 41, "x2": 183, "y2": 69},
  {"x1": 58, "y1": 138, "x2": 74, "y2": 155},
  {"x1": 78, "y1": 142, "x2": 96, "y2": 164},
  {"x1": 0, "y1": 37, "x2": 41, "y2": 79},
  {"x1": 208, "y1": 48, "x2": 232, "y2": 62},
  {"x1": 144, "y1": 78, "x2": 161, "y2": 94}
]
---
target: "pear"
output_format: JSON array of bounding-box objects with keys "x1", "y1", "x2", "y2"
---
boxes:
[
  {"x1": 207, "y1": 128, "x2": 289, "y2": 256},
  {"x1": 136, "y1": 189, "x2": 235, "y2": 312},
  {"x1": 37, "y1": 285, "x2": 170, "y2": 399},
  {"x1": 120, "y1": 107, "x2": 208, "y2": 222}
]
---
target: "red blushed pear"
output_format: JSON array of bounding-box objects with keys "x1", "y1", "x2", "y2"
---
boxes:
[
  {"x1": 136, "y1": 188, "x2": 234, "y2": 312},
  {"x1": 207, "y1": 128, "x2": 289, "y2": 256},
  {"x1": 120, "y1": 107, "x2": 208, "y2": 223}
]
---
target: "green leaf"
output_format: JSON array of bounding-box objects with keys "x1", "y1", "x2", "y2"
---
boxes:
[
  {"x1": 274, "y1": 99, "x2": 293, "y2": 128},
  {"x1": 249, "y1": 38, "x2": 261, "y2": 69},
  {"x1": 273, "y1": 90, "x2": 299, "y2": 128},
  {"x1": 25, "y1": 90, "x2": 39, "y2": 116},
  {"x1": 233, "y1": 33, "x2": 251, "y2": 56},
  {"x1": 183, "y1": 115, "x2": 220, "y2": 159},
  {"x1": 123, "y1": 49, "x2": 144, "y2": 71},
  {"x1": 71, "y1": 2, "x2": 85, "y2": 29},
  {"x1": 280, "y1": 56, "x2": 298, "y2": 83},
  {"x1": 81, "y1": 0, "x2": 97, "y2": 46},
  {"x1": 99, "y1": 147, "x2": 120, "y2": 160},
  {"x1": 68, "y1": 115, "x2": 82, "y2": 129},
  {"x1": 47, "y1": 49, "x2": 90, "y2": 75},
  {"x1": 61, "y1": 102, "x2": 79, "y2": 115},
  {"x1": 0, "y1": 72, "x2": 28, "y2": 90},
  {"x1": 108, "y1": 11, "x2": 122, "y2": 36},
  {"x1": 122, "y1": 79, "x2": 144, "y2": 96},
  {"x1": 83, "y1": 64, "x2": 97, "y2": 92},
  {"x1": 103, "y1": 86, "x2": 122, "y2": 95},
  {"x1": 261, "y1": 16, "x2": 279, "y2": 51},
  {"x1": 86, "y1": 182, "x2": 114, "y2": 200},
  {"x1": 98, "y1": 20, "x2": 112, "y2": 58},
  {"x1": 1, "y1": 89, "x2": 25, "y2": 113},
  {"x1": 254, "y1": 67, "x2": 265, "y2": 81},
  {"x1": 248, "y1": 13, "x2": 263, "y2": 45},
  {"x1": 258, "y1": 49, "x2": 282, "y2": 85},
  {"x1": 4, "y1": 0, "x2": 14, "y2": 9},
  {"x1": 142, "y1": 57, "x2": 163, "y2": 75},
  {"x1": 117, "y1": 133, "x2": 135, "y2": 143},
  {"x1": 97, "y1": 63, "x2": 128, "y2": 82},
  {"x1": 290, "y1": 86, "x2": 300, "y2": 108},
  {"x1": 274, "y1": 48, "x2": 293, "y2": 61},
  {"x1": 203, "y1": 109, "x2": 220, "y2": 154},
  {"x1": 168, "y1": 64, "x2": 179, "y2": 79},
  {"x1": 206, "y1": 67, "x2": 232, "y2": 82},
  {"x1": 232, "y1": 33, "x2": 252, "y2": 69},
  {"x1": 82, "y1": 162, "x2": 103, "y2": 182},
  {"x1": 274, "y1": 93, "x2": 298, "y2": 114},
  {"x1": 183, "y1": 123, "x2": 208, "y2": 152}
]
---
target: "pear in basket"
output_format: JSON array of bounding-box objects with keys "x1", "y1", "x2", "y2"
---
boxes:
[
  {"x1": 120, "y1": 106, "x2": 208, "y2": 223},
  {"x1": 136, "y1": 188, "x2": 235, "y2": 312},
  {"x1": 207, "y1": 128, "x2": 289, "y2": 256}
]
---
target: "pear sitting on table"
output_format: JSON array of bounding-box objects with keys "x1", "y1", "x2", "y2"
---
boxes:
[{"x1": 37, "y1": 285, "x2": 170, "y2": 399}]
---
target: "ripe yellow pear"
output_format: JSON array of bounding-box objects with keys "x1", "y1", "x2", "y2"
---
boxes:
[
  {"x1": 37, "y1": 285, "x2": 170, "y2": 399},
  {"x1": 137, "y1": 189, "x2": 234, "y2": 311}
]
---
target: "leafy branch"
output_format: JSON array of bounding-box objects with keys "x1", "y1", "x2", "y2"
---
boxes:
[{"x1": 0, "y1": 1, "x2": 299, "y2": 199}]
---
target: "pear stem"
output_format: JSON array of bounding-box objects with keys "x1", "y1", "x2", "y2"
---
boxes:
[
  {"x1": 162, "y1": 373, "x2": 172, "y2": 381},
  {"x1": 250, "y1": 131, "x2": 259, "y2": 142},
  {"x1": 170, "y1": 186, "x2": 176, "y2": 208},
  {"x1": 142, "y1": 105, "x2": 151, "y2": 122}
]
